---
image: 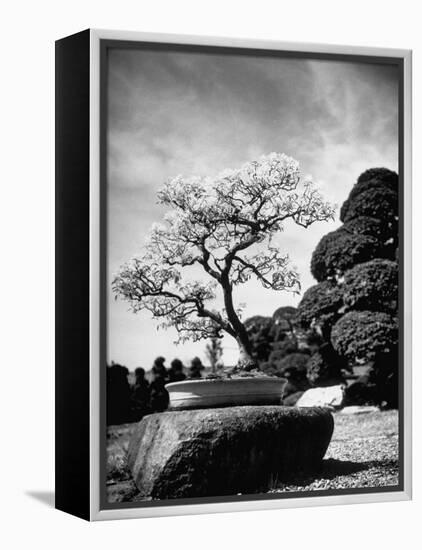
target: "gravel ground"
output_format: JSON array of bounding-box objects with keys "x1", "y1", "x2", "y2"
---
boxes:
[
  {"x1": 270, "y1": 409, "x2": 399, "y2": 492},
  {"x1": 106, "y1": 409, "x2": 399, "y2": 502}
]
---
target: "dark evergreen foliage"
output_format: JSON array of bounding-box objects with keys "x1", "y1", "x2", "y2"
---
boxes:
[
  {"x1": 356, "y1": 167, "x2": 398, "y2": 188},
  {"x1": 340, "y1": 187, "x2": 398, "y2": 225},
  {"x1": 306, "y1": 343, "x2": 347, "y2": 387},
  {"x1": 310, "y1": 229, "x2": 381, "y2": 282},
  {"x1": 343, "y1": 259, "x2": 398, "y2": 313},
  {"x1": 297, "y1": 280, "x2": 344, "y2": 338},
  {"x1": 331, "y1": 311, "x2": 398, "y2": 364},
  {"x1": 343, "y1": 216, "x2": 390, "y2": 241},
  {"x1": 244, "y1": 315, "x2": 274, "y2": 363}
]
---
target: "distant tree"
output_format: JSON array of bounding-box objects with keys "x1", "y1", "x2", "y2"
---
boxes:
[
  {"x1": 152, "y1": 356, "x2": 168, "y2": 381},
  {"x1": 189, "y1": 356, "x2": 205, "y2": 379},
  {"x1": 131, "y1": 367, "x2": 150, "y2": 421},
  {"x1": 271, "y1": 305, "x2": 306, "y2": 347},
  {"x1": 205, "y1": 337, "x2": 224, "y2": 373},
  {"x1": 272, "y1": 306, "x2": 298, "y2": 329},
  {"x1": 168, "y1": 358, "x2": 187, "y2": 383},
  {"x1": 342, "y1": 259, "x2": 398, "y2": 313},
  {"x1": 245, "y1": 309, "x2": 302, "y2": 369},
  {"x1": 244, "y1": 315, "x2": 276, "y2": 364},
  {"x1": 113, "y1": 153, "x2": 334, "y2": 370}
]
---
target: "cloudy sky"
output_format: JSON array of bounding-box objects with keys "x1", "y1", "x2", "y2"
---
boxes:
[{"x1": 106, "y1": 46, "x2": 399, "y2": 370}]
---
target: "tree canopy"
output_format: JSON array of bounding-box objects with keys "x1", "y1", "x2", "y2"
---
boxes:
[{"x1": 113, "y1": 153, "x2": 334, "y2": 369}]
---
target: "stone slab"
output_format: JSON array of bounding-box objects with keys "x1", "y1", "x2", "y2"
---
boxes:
[{"x1": 128, "y1": 406, "x2": 334, "y2": 499}]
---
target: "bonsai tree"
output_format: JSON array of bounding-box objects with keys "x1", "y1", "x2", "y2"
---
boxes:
[{"x1": 113, "y1": 153, "x2": 334, "y2": 370}]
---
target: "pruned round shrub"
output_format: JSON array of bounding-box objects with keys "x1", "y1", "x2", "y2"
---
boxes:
[
  {"x1": 331, "y1": 311, "x2": 398, "y2": 364},
  {"x1": 356, "y1": 167, "x2": 398, "y2": 188},
  {"x1": 343, "y1": 216, "x2": 392, "y2": 242},
  {"x1": 348, "y1": 172, "x2": 398, "y2": 204},
  {"x1": 310, "y1": 228, "x2": 381, "y2": 282},
  {"x1": 343, "y1": 259, "x2": 398, "y2": 313},
  {"x1": 297, "y1": 280, "x2": 343, "y2": 338},
  {"x1": 340, "y1": 186, "x2": 398, "y2": 224}
]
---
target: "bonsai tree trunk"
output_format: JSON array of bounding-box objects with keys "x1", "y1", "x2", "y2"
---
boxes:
[
  {"x1": 221, "y1": 273, "x2": 257, "y2": 371},
  {"x1": 237, "y1": 337, "x2": 257, "y2": 371}
]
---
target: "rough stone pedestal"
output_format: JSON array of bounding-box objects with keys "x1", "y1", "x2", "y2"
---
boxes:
[{"x1": 127, "y1": 406, "x2": 334, "y2": 499}]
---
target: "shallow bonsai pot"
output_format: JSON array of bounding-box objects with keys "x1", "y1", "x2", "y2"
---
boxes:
[{"x1": 166, "y1": 377, "x2": 285, "y2": 410}]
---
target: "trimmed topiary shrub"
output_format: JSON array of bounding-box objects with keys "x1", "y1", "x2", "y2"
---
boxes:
[
  {"x1": 310, "y1": 228, "x2": 381, "y2": 282},
  {"x1": 343, "y1": 215, "x2": 392, "y2": 241},
  {"x1": 343, "y1": 259, "x2": 398, "y2": 313},
  {"x1": 340, "y1": 187, "x2": 398, "y2": 225},
  {"x1": 347, "y1": 173, "x2": 398, "y2": 205},
  {"x1": 303, "y1": 167, "x2": 399, "y2": 407},
  {"x1": 331, "y1": 310, "x2": 398, "y2": 364},
  {"x1": 297, "y1": 280, "x2": 344, "y2": 338},
  {"x1": 356, "y1": 167, "x2": 398, "y2": 188}
]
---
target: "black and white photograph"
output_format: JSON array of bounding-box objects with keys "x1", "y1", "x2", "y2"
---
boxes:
[
  {"x1": 3, "y1": 0, "x2": 421, "y2": 543},
  {"x1": 102, "y1": 40, "x2": 403, "y2": 507}
]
